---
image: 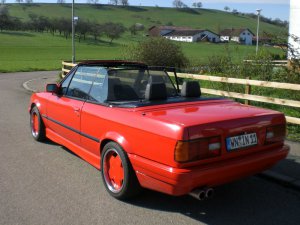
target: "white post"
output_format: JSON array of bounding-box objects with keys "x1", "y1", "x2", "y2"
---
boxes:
[{"x1": 256, "y1": 9, "x2": 262, "y2": 55}]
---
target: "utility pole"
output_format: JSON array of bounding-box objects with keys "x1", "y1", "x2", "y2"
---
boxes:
[
  {"x1": 256, "y1": 9, "x2": 262, "y2": 55},
  {"x1": 72, "y1": 0, "x2": 75, "y2": 64}
]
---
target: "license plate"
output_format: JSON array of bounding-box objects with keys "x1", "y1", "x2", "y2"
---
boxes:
[{"x1": 226, "y1": 133, "x2": 258, "y2": 151}]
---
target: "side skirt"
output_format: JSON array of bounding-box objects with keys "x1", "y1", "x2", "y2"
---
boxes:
[{"x1": 46, "y1": 128, "x2": 101, "y2": 170}]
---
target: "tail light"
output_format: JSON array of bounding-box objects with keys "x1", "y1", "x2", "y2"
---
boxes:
[
  {"x1": 175, "y1": 136, "x2": 221, "y2": 163},
  {"x1": 265, "y1": 124, "x2": 286, "y2": 144}
]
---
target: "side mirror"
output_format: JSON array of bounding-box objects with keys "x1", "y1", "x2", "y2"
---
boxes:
[{"x1": 46, "y1": 83, "x2": 59, "y2": 94}]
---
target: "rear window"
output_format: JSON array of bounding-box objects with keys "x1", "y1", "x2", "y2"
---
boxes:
[{"x1": 106, "y1": 69, "x2": 177, "y2": 101}]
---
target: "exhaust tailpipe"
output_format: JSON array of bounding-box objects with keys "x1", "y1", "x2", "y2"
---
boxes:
[
  {"x1": 188, "y1": 188, "x2": 206, "y2": 201},
  {"x1": 205, "y1": 188, "x2": 214, "y2": 199},
  {"x1": 189, "y1": 188, "x2": 214, "y2": 200}
]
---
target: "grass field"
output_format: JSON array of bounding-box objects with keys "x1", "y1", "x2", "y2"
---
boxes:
[
  {"x1": 0, "y1": 4, "x2": 287, "y2": 72},
  {"x1": 0, "y1": 31, "x2": 284, "y2": 72}
]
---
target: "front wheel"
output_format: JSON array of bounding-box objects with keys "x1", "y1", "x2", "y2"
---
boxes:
[
  {"x1": 101, "y1": 142, "x2": 141, "y2": 200},
  {"x1": 30, "y1": 106, "x2": 46, "y2": 142}
]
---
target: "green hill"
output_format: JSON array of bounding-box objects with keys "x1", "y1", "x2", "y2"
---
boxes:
[
  {"x1": 7, "y1": 3, "x2": 286, "y2": 35},
  {"x1": 0, "y1": 4, "x2": 287, "y2": 72}
]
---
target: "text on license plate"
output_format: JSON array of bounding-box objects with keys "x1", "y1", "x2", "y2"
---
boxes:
[{"x1": 226, "y1": 133, "x2": 258, "y2": 151}]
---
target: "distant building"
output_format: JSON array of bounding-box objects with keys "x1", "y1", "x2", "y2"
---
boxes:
[
  {"x1": 148, "y1": 26, "x2": 220, "y2": 43},
  {"x1": 220, "y1": 28, "x2": 254, "y2": 45},
  {"x1": 148, "y1": 26, "x2": 191, "y2": 37},
  {"x1": 164, "y1": 30, "x2": 220, "y2": 43}
]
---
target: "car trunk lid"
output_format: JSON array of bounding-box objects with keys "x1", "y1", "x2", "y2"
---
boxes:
[{"x1": 139, "y1": 99, "x2": 286, "y2": 164}]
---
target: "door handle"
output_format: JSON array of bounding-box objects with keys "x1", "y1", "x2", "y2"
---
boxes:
[{"x1": 73, "y1": 106, "x2": 80, "y2": 116}]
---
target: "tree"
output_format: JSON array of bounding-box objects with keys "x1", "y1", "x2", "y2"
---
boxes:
[
  {"x1": 129, "y1": 23, "x2": 144, "y2": 35},
  {"x1": 232, "y1": 9, "x2": 238, "y2": 14},
  {"x1": 224, "y1": 6, "x2": 230, "y2": 12},
  {"x1": 192, "y1": 1, "x2": 202, "y2": 8},
  {"x1": 124, "y1": 37, "x2": 188, "y2": 67},
  {"x1": 87, "y1": 0, "x2": 99, "y2": 4},
  {"x1": 232, "y1": 9, "x2": 239, "y2": 15},
  {"x1": 56, "y1": 18, "x2": 69, "y2": 36},
  {"x1": 0, "y1": 5, "x2": 10, "y2": 31},
  {"x1": 120, "y1": 0, "x2": 128, "y2": 6},
  {"x1": 173, "y1": 0, "x2": 183, "y2": 8},
  {"x1": 129, "y1": 24, "x2": 137, "y2": 35},
  {"x1": 89, "y1": 22, "x2": 104, "y2": 41},
  {"x1": 27, "y1": 13, "x2": 51, "y2": 32},
  {"x1": 110, "y1": 0, "x2": 118, "y2": 5},
  {"x1": 104, "y1": 22, "x2": 125, "y2": 44},
  {"x1": 76, "y1": 20, "x2": 90, "y2": 42}
]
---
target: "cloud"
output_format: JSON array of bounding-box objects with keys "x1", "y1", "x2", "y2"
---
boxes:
[{"x1": 201, "y1": 0, "x2": 288, "y2": 4}]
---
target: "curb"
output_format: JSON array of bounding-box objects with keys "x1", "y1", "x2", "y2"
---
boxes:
[
  {"x1": 22, "y1": 77, "x2": 54, "y2": 93},
  {"x1": 259, "y1": 170, "x2": 300, "y2": 191},
  {"x1": 22, "y1": 78, "x2": 39, "y2": 93}
]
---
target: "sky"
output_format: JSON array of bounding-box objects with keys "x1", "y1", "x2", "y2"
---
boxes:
[
  {"x1": 6, "y1": 0, "x2": 290, "y2": 21},
  {"x1": 130, "y1": 0, "x2": 290, "y2": 21}
]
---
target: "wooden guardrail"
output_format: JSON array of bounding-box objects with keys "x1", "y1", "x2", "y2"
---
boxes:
[
  {"x1": 168, "y1": 72, "x2": 300, "y2": 125},
  {"x1": 61, "y1": 61, "x2": 300, "y2": 125},
  {"x1": 62, "y1": 61, "x2": 77, "y2": 75},
  {"x1": 243, "y1": 60, "x2": 288, "y2": 67}
]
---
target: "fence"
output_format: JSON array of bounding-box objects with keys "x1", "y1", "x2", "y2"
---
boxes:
[
  {"x1": 62, "y1": 61, "x2": 300, "y2": 125},
  {"x1": 243, "y1": 60, "x2": 288, "y2": 67},
  {"x1": 62, "y1": 61, "x2": 76, "y2": 75}
]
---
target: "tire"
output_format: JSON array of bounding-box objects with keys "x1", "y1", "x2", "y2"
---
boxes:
[
  {"x1": 30, "y1": 106, "x2": 46, "y2": 142},
  {"x1": 101, "y1": 142, "x2": 141, "y2": 200}
]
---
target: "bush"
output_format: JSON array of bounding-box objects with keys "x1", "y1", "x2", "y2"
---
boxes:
[{"x1": 124, "y1": 37, "x2": 188, "y2": 68}]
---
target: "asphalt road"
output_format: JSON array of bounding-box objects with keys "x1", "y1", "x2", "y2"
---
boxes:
[{"x1": 1, "y1": 71, "x2": 300, "y2": 225}]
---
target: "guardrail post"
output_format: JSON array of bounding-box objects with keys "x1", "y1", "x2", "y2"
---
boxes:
[{"x1": 245, "y1": 77, "x2": 251, "y2": 105}]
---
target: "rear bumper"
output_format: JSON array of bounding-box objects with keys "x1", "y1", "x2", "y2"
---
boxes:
[{"x1": 129, "y1": 145, "x2": 289, "y2": 196}]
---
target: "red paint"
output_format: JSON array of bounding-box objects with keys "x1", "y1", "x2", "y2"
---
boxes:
[{"x1": 105, "y1": 152, "x2": 124, "y2": 191}]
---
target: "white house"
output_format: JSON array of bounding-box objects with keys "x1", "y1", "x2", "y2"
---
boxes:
[
  {"x1": 163, "y1": 30, "x2": 220, "y2": 43},
  {"x1": 220, "y1": 28, "x2": 254, "y2": 45}
]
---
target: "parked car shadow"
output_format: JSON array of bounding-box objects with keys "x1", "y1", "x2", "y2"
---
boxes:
[
  {"x1": 43, "y1": 139, "x2": 60, "y2": 147},
  {"x1": 270, "y1": 157, "x2": 300, "y2": 183},
  {"x1": 126, "y1": 177, "x2": 300, "y2": 225},
  {"x1": 41, "y1": 136, "x2": 300, "y2": 224}
]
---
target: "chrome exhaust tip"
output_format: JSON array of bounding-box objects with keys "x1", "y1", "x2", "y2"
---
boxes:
[
  {"x1": 189, "y1": 188, "x2": 206, "y2": 201},
  {"x1": 205, "y1": 188, "x2": 214, "y2": 199}
]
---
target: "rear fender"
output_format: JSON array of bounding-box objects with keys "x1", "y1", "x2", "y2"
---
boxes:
[{"x1": 100, "y1": 131, "x2": 132, "y2": 154}]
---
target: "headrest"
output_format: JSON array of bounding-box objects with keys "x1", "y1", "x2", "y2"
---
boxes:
[
  {"x1": 149, "y1": 75, "x2": 165, "y2": 83},
  {"x1": 181, "y1": 81, "x2": 201, "y2": 97},
  {"x1": 145, "y1": 83, "x2": 167, "y2": 101},
  {"x1": 107, "y1": 77, "x2": 121, "y2": 101}
]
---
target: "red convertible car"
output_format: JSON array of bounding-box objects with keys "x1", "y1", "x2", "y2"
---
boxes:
[{"x1": 29, "y1": 60, "x2": 289, "y2": 200}]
